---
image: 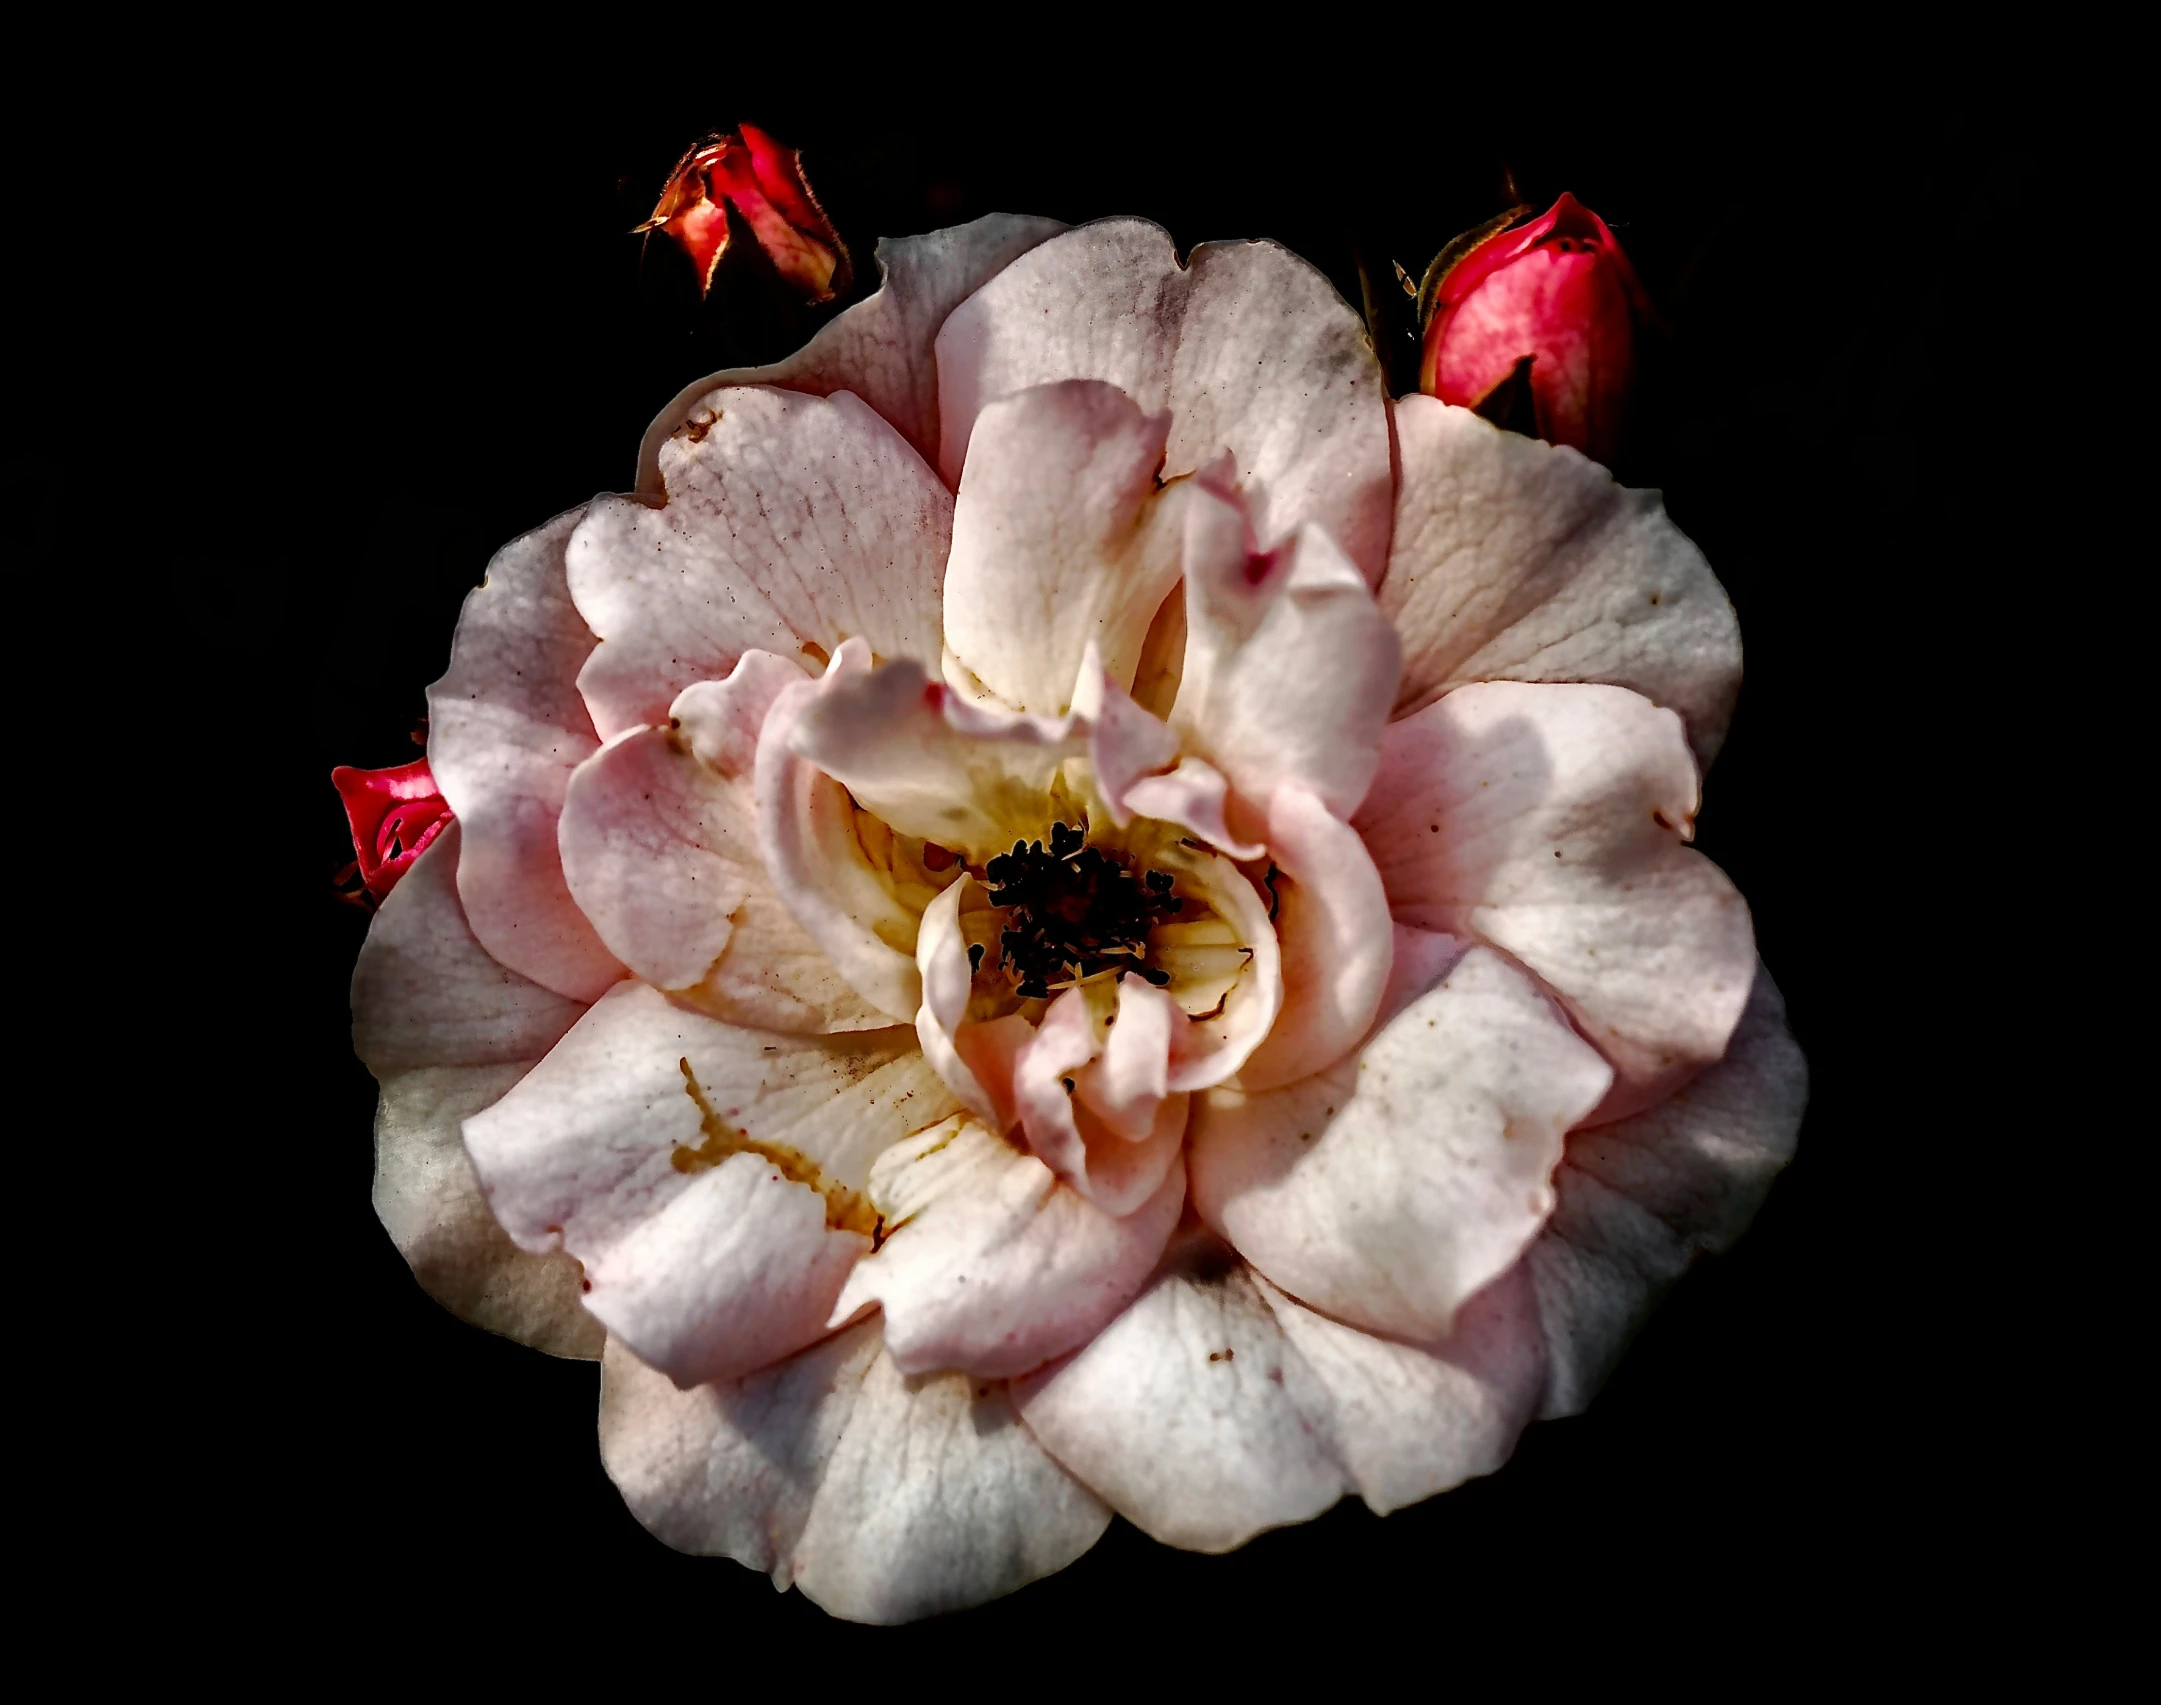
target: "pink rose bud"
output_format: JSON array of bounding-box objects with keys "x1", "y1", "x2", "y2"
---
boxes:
[
  {"x1": 1419, "y1": 193, "x2": 1649, "y2": 465},
  {"x1": 332, "y1": 757, "x2": 452, "y2": 907},
  {"x1": 635, "y1": 122, "x2": 852, "y2": 304}
]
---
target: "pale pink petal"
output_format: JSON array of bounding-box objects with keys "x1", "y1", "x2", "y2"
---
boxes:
[
  {"x1": 787, "y1": 653, "x2": 1084, "y2": 860},
  {"x1": 1188, "y1": 946, "x2": 1612, "y2": 1341},
  {"x1": 571, "y1": 387, "x2": 951, "y2": 739},
  {"x1": 1253, "y1": 1263, "x2": 1547, "y2": 1515},
  {"x1": 1117, "y1": 760, "x2": 1263, "y2": 859},
  {"x1": 1372, "y1": 924, "x2": 1473, "y2": 1035},
  {"x1": 943, "y1": 381, "x2": 1185, "y2": 713},
  {"x1": 669, "y1": 649, "x2": 807, "y2": 778},
  {"x1": 829, "y1": 1116, "x2": 1184, "y2": 1378},
  {"x1": 598, "y1": 1321, "x2": 882, "y2": 1581},
  {"x1": 1170, "y1": 490, "x2": 1402, "y2": 821},
  {"x1": 1010, "y1": 987, "x2": 1188, "y2": 1216},
  {"x1": 558, "y1": 727, "x2": 756, "y2": 994},
  {"x1": 1532, "y1": 962, "x2": 1806, "y2": 1417},
  {"x1": 754, "y1": 648, "x2": 925, "y2": 1024},
  {"x1": 936, "y1": 219, "x2": 1392, "y2": 582},
  {"x1": 1234, "y1": 784, "x2": 1393, "y2": 1093},
  {"x1": 637, "y1": 214, "x2": 1067, "y2": 489},
  {"x1": 912, "y1": 875, "x2": 1005, "y2": 1125},
  {"x1": 1356, "y1": 680, "x2": 1755, "y2": 1117},
  {"x1": 352, "y1": 826, "x2": 600, "y2": 1358},
  {"x1": 1157, "y1": 838, "x2": 1283, "y2": 1093},
  {"x1": 463, "y1": 981, "x2": 956, "y2": 1385},
  {"x1": 426, "y1": 507, "x2": 624, "y2": 1002},
  {"x1": 1015, "y1": 1237, "x2": 1349, "y2": 1552},
  {"x1": 1084, "y1": 975, "x2": 1181, "y2": 1141},
  {"x1": 558, "y1": 661, "x2": 886, "y2": 1034},
  {"x1": 352, "y1": 824, "x2": 587, "y2": 1077},
  {"x1": 1383, "y1": 395, "x2": 1741, "y2": 767},
  {"x1": 790, "y1": 1344, "x2": 1111, "y2": 1623}
]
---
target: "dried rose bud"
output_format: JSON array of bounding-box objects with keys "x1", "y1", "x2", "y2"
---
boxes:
[
  {"x1": 636, "y1": 122, "x2": 851, "y2": 303},
  {"x1": 1418, "y1": 193, "x2": 1648, "y2": 465},
  {"x1": 332, "y1": 757, "x2": 452, "y2": 906}
]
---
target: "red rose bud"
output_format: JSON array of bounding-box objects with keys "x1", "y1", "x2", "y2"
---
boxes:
[
  {"x1": 636, "y1": 123, "x2": 851, "y2": 304},
  {"x1": 1419, "y1": 193, "x2": 1649, "y2": 465},
  {"x1": 332, "y1": 757, "x2": 452, "y2": 907}
]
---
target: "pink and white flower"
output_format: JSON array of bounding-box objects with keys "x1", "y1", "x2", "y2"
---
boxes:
[{"x1": 351, "y1": 213, "x2": 1805, "y2": 1622}]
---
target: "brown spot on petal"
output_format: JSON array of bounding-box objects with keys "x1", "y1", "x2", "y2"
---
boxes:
[{"x1": 675, "y1": 1058, "x2": 876, "y2": 1237}]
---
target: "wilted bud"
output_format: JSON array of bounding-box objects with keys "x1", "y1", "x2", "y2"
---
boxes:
[
  {"x1": 636, "y1": 123, "x2": 851, "y2": 303},
  {"x1": 1418, "y1": 193, "x2": 1647, "y2": 465}
]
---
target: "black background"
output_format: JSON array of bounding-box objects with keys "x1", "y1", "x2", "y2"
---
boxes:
[{"x1": 33, "y1": 63, "x2": 2043, "y2": 1661}]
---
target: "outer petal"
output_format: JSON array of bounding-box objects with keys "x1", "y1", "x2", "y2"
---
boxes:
[
  {"x1": 787, "y1": 654, "x2": 1084, "y2": 861},
  {"x1": 1233, "y1": 784, "x2": 1394, "y2": 1093},
  {"x1": 463, "y1": 981, "x2": 956, "y2": 1386},
  {"x1": 427, "y1": 507, "x2": 624, "y2": 1002},
  {"x1": 1188, "y1": 946, "x2": 1612, "y2": 1341},
  {"x1": 1382, "y1": 396, "x2": 1741, "y2": 766},
  {"x1": 1015, "y1": 1237, "x2": 1349, "y2": 1552},
  {"x1": 637, "y1": 214, "x2": 1068, "y2": 489},
  {"x1": 1170, "y1": 491, "x2": 1402, "y2": 820},
  {"x1": 1356, "y1": 680, "x2": 1755, "y2": 1116},
  {"x1": 599, "y1": 1320, "x2": 883, "y2": 1581},
  {"x1": 1253, "y1": 1264, "x2": 1547, "y2": 1516},
  {"x1": 754, "y1": 646, "x2": 928, "y2": 1024},
  {"x1": 572, "y1": 387, "x2": 952, "y2": 739},
  {"x1": 942, "y1": 380, "x2": 1184, "y2": 713},
  {"x1": 790, "y1": 1345, "x2": 1112, "y2": 1624},
  {"x1": 830, "y1": 1116, "x2": 1184, "y2": 1378},
  {"x1": 937, "y1": 218, "x2": 1393, "y2": 582},
  {"x1": 352, "y1": 826, "x2": 600, "y2": 1357},
  {"x1": 1532, "y1": 962, "x2": 1807, "y2": 1417},
  {"x1": 557, "y1": 658, "x2": 886, "y2": 1034}
]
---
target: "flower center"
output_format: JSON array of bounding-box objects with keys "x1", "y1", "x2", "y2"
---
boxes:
[{"x1": 976, "y1": 819, "x2": 1182, "y2": 1000}]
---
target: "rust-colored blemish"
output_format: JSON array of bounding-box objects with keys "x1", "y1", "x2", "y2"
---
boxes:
[
  {"x1": 799, "y1": 639, "x2": 831, "y2": 668},
  {"x1": 675, "y1": 1058, "x2": 878, "y2": 1237}
]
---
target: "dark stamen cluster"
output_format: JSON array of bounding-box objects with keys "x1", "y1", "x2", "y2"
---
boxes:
[{"x1": 983, "y1": 821, "x2": 1181, "y2": 999}]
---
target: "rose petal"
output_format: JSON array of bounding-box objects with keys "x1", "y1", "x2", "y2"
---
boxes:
[
  {"x1": 1252, "y1": 1264, "x2": 1547, "y2": 1516},
  {"x1": 790, "y1": 1345, "x2": 1112, "y2": 1624},
  {"x1": 786, "y1": 653, "x2": 1085, "y2": 861},
  {"x1": 1531, "y1": 962, "x2": 1806, "y2": 1417},
  {"x1": 1170, "y1": 491, "x2": 1402, "y2": 821},
  {"x1": 599, "y1": 1321, "x2": 882, "y2": 1582},
  {"x1": 572, "y1": 387, "x2": 952, "y2": 740},
  {"x1": 1382, "y1": 396, "x2": 1742, "y2": 767},
  {"x1": 427, "y1": 506, "x2": 624, "y2": 1002},
  {"x1": 936, "y1": 218, "x2": 1393, "y2": 583},
  {"x1": 1189, "y1": 946, "x2": 1612, "y2": 1341},
  {"x1": 637, "y1": 214, "x2": 1068, "y2": 488},
  {"x1": 463, "y1": 981, "x2": 955, "y2": 1385},
  {"x1": 352, "y1": 823, "x2": 587, "y2": 1077},
  {"x1": 1355, "y1": 680, "x2": 1755, "y2": 1118},
  {"x1": 1233, "y1": 784, "x2": 1393, "y2": 1093},
  {"x1": 943, "y1": 380, "x2": 1185, "y2": 714},
  {"x1": 1155, "y1": 837, "x2": 1283, "y2": 1093},
  {"x1": 559, "y1": 728, "x2": 755, "y2": 994},
  {"x1": 1010, "y1": 985, "x2": 1190, "y2": 1216},
  {"x1": 352, "y1": 826, "x2": 600, "y2": 1357},
  {"x1": 1014, "y1": 1236, "x2": 1349, "y2": 1552},
  {"x1": 1116, "y1": 760, "x2": 1263, "y2": 859},
  {"x1": 557, "y1": 657, "x2": 887, "y2": 1035},
  {"x1": 753, "y1": 645, "x2": 927, "y2": 1024},
  {"x1": 829, "y1": 1115, "x2": 1184, "y2": 1378}
]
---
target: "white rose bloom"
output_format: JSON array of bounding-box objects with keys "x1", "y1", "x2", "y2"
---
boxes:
[{"x1": 351, "y1": 213, "x2": 1805, "y2": 1623}]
